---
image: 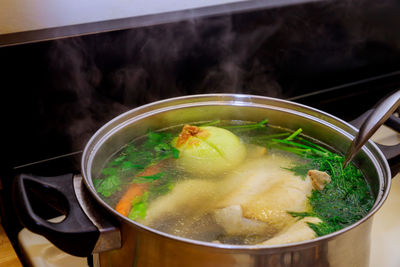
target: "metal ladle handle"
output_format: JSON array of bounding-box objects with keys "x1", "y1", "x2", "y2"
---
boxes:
[{"x1": 343, "y1": 90, "x2": 400, "y2": 168}]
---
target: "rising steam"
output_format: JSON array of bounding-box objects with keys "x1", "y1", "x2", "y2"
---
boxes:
[
  {"x1": 46, "y1": 14, "x2": 284, "y2": 150},
  {"x1": 45, "y1": 0, "x2": 400, "y2": 152}
]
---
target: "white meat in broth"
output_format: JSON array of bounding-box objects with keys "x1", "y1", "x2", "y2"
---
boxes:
[
  {"x1": 94, "y1": 121, "x2": 374, "y2": 246},
  {"x1": 141, "y1": 154, "x2": 322, "y2": 245}
]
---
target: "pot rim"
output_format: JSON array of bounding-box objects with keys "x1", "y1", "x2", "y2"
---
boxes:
[{"x1": 81, "y1": 93, "x2": 391, "y2": 252}]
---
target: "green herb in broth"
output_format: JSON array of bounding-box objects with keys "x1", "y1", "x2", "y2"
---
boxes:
[
  {"x1": 260, "y1": 128, "x2": 374, "y2": 236},
  {"x1": 95, "y1": 119, "x2": 374, "y2": 243},
  {"x1": 199, "y1": 119, "x2": 268, "y2": 131},
  {"x1": 128, "y1": 192, "x2": 149, "y2": 220},
  {"x1": 131, "y1": 172, "x2": 165, "y2": 183},
  {"x1": 202, "y1": 122, "x2": 374, "y2": 237},
  {"x1": 94, "y1": 173, "x2": 121, "y2": 198},
  {"x1": 126, "y1": 168, "x2": 180, "y2": 220},
  {"x1": 222, "y1": 119, "x2": 269, "y2": 132},
  {"x1": 127, "y1": 170, "x2": 177, "y2": 221},
  {"x1": 94, "y1": 131, "x2": 179, "y2": 198}
]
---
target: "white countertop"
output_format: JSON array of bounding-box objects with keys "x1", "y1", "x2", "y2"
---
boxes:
[
  {"x1": 370, "y1": 175, "x2": 400, "y2": 267},
  {"x1": 370, "y1": 126, "x2": 400, "y2": 267}
]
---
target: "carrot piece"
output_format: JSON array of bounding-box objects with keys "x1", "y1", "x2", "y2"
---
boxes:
[
  {"x1": 115, "y1": 183, "x2": 148, "y2": 216},
  {"x1": 115, "y1": 161, "x2": 164, "y2": 217},
  {"x1": 137, "y1": 163, "x2": 163, "y2": 177}
]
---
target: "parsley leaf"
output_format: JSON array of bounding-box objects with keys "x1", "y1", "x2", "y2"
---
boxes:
[
  {"x1": 95, "y1": 131, "x2": 178, "y2": 198},
  {"x1": 95, "y1": 175, "x2": 121, "y2": 197},
  {"x1": 131, "y1": 172, "x2": 164, "y2": 183},
  {"x1": 128, "y1": 192, "x2": 149, "y2": 220}
]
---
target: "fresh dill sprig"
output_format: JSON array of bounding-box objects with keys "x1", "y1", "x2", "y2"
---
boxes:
[
  {"x1": 287, "y1": 211, "x2": 316, "y2": 220},
  {"x1": 260, "y1": 127, "x2": 374, "y2": 237},
  {"x1": 285, "y1": 128, "x2": 303, "y2": 141},
  {"x1": 225, "y1": 119, "x2": 269, "y2": 128},
  {"x1": 307, "y1": 222, "x2": 339, "y2": 237},
  {"x1": 223, "y1": 119, "x2": 268, "y2": 132},
  {"x1": 199, "y1": 119, "x2": 269, "y2": 133}
]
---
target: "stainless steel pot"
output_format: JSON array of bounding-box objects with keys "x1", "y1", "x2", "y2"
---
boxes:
[{"x1": 14, "y1": 94, "x2": 396, "y2": 267}]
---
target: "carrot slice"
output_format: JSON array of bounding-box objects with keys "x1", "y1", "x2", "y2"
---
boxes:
[
  {"x1": 137, "y1": 163, "x2": 163, "y2": 177},
  {"x1": 115, "y1": 161, "x2": 164, "y2": 217},
  {"x1": 115, "y1": 183, "x2": 148, "y2": 216}
]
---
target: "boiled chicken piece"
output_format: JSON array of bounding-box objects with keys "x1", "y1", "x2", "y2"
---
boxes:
[
  {"x1": 217, "y1": 156, "x2": 313, "y2": 231},
  {"x1": 259, "y1": 217, "x2": 322, "y2": 245},
  {"x1": 142, "y1": 179, "x2": 218, "y2": 225},
  {"x1": 308, "y1": 170, "x2": 331, "y2": 191},
  {"x1": 144, "y1": 155, "x2": 296, "y2": 226},
  {"x1": 143, "y1": 154, "x2": 331, "y2": 244},
  {"x1": 213, "y1": 205, "x2": 272, "y2": 236}
]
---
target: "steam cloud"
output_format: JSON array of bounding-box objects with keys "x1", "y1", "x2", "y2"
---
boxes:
[
  {"x1": 47, "y1": 14, "x2": 284, "y2": 151},
  {"x1": 45, "y1": 0, "x2": 400, "y2": 152}
]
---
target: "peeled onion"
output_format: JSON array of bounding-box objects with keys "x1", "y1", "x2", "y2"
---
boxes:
[{"x1": 172, "y1": 125, "x2": 246, "y2": 174}]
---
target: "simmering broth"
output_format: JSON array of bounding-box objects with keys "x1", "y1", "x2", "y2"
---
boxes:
[{"x1": 93, "y1": 120, "x2": 374, "y2": 245}]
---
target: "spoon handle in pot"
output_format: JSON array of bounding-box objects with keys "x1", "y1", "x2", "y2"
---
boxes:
[{"x1": 344, "y1": 90, "x2": 400, "y2": 167}]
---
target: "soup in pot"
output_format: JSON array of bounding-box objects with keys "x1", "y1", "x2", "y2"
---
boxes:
[{"x1": 93, "y1": 120, "x2": 374, "y2": 245}]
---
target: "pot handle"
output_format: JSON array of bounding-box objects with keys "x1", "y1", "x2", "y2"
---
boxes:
[{"x1": 13, "y1": 173, "x2": 100, "y2": 257}]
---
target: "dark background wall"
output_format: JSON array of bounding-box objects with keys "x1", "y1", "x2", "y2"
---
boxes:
[{"x1": 1, "y1": 0, "x2": 400, "y2": 175}]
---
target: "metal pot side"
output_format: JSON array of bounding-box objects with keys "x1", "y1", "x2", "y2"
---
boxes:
[{"x1": 81, "y1": 94, "x2": 391, "y2": 267}]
